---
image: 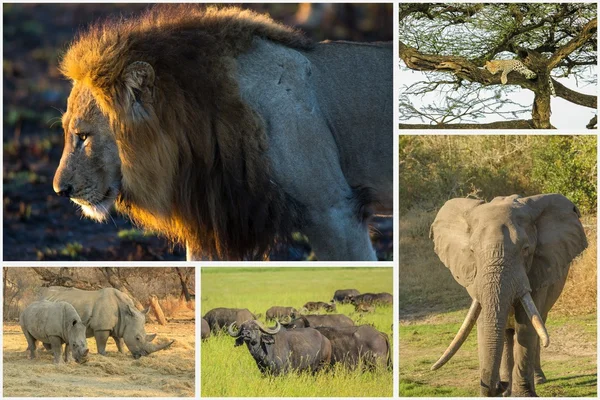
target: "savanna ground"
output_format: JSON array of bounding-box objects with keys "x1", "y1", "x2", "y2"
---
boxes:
[
  {"x1": 3, "y1": 319, "x2": 195, "y2": 397},
  {"x1": 399, "y1": 136, "x2": 597, "y2": 397},
  {"x1": 3, "y1": 267, "x2": 196, "y2": 397},
  {"x1": 3, "y1": 3, "x2": 392, "y2": 261},
  {"x1": 201, "y1": 267, "x2": 393, "y2": 397}
]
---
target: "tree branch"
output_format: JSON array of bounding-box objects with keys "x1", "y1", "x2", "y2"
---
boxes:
[
  {"x1": 548, "y1": 18, "x2": 597, "y2": 69},
  {"x1": 553, "y1": 79, "x2": 597, "y2": 109},
  {"x1": 399, "y1": 120, "x2": 538, "y2": 129}
]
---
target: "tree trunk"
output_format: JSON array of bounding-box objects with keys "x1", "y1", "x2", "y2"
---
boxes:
[
  {"x1": 149, "y1": 295, "x2": 167, "y2": 325},
  {"x1": 531, "y1": 93, "x2": 553, "y2": 129},
  {"x1": 3, "y1": 268, "x2": 8, "y2": 318},
  {"x1": 175, "y1": 267, "x2": 191, "y2": 302}
]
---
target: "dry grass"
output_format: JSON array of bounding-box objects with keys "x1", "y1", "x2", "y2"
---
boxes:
[
  {"x1": 3, "y1": 320, "x2": 195, "y2": 397},
  {"x1": 158, "y1": 296, "x2": 195, "y2": 318},
  {"x1": 554, "y1": 216, "x2": 597, "y2": 316}
]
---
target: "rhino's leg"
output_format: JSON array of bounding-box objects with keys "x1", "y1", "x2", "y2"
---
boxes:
[
  {"x1": 95, "y1": 330, "x2": 110, "y2": 355},
  {"x1": 64, "y1": 343, "x2": 74, "y2": 363},
  {"x1": 43, "y1": 343, "x2": 52, "y2": 351},
  {"x1": 23, "y1": 330, "x2": 37, "y2": 359},
  {"x1": 112, "y1": 335, "x2": 124, "y2": 353},
  {"x1": 49, "y1": 336, "x2": 64, "y2": 364}
]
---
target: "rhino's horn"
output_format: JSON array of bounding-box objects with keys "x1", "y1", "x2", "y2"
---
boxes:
[{"x1": 144, "y1": 339, "x2": 175, "y2": 354}]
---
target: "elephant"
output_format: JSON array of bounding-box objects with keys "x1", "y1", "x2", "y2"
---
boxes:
[{"x1": 429, "y1": 194, "x2": 587, "y2": 397}]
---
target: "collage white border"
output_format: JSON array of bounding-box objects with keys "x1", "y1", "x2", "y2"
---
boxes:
[{"x1": 1, "y1": 0, "x2": 598, "y2": 399}]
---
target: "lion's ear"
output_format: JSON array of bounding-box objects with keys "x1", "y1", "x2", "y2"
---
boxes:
[{"x1": 121, "y1": 61, "x2": 155, "y2": 122}]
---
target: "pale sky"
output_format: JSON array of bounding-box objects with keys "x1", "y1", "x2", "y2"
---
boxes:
[{"x1": 399, "y1": 66, "x2": 598, "y2": 130}]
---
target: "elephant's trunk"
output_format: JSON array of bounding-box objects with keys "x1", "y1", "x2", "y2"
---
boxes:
[
  {"x1": 431, "y1": 299, "x2": 481, "y2": 370},
  {"x1": 478, "y1": 275, "x2": 514, "y2": 397}
]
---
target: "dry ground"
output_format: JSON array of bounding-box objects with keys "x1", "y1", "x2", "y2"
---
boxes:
[{"x1": 3, "y1": 314, "x2": 195, "y2": 397}]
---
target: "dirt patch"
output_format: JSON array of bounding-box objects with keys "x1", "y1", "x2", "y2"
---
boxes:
[{"x1": 3, "y1": 321, "x2": 195, "y2": 397}]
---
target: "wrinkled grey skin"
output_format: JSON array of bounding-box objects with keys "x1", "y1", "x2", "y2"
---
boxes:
[
  {"x1": 348, "y1": 292, "x2": 392, "y2": 306},
  {"x1": 265, "y1": 306, "x2": 298, "y2": 321},
  {"x1": 229, "y1": 320, "x2": 331, "y2": 375},
  {"x1": 39, "y1": 287, "x2": 173, "y2": 359},
  {"x1": 430, "y1": 194, "x2": 587, "y2": 396},
  {"x1": 315, "y1": 325, "x2": 390, "y2": 369},
  {"x1": 220, "y1": 38, "x2": 393, "y2": 261},
  {"x1": 20, "y1": 301, "x2": 89, "y2": 364},
  {"x1": 331, "y1": 289, "x2": 360, "y2": 304},
  {"x1": 203, "y1": 308, "x2": 256, "y2": 332},
  {"x1": 283, "y1": 314, "x2": 355, "y2": 329}
]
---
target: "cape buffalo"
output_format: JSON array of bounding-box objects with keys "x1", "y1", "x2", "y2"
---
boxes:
[
  {"x1": 316, "y1": 325, "x2": 391, "y2": 369},
  {"x1": 331, "y1": 289, "x2": 360, "y2": 304},
  {"x1": 201, "y1": 318, "x2": 210, "y2": 340},
  {"x1": 282, "y1": 314, "x2": 354, "y2": 329},
  {"x1": 265, "y1": 306, "x2": 298, "y2": 321},
  {"x1": 302, "y1": 301, "x2": 336, "y2": 313},
  {"x1": 203, "y1": 307, "x2": 256, "y2": 332},
  {"x1": 228, "y1": 320, "x2": 331, "y2": 375},
  {"x1": 349, "y1": 292, "x2": 392, "y2": 306}
]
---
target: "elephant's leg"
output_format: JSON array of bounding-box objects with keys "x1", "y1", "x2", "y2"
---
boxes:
[
  {"x1": 23, "y1": 330, "x2": 38, "y2": 359},
  {"x1": 94, "y1": 330, "x2": 111, "y2": 355},
  {"x1": 48, "y1": 336, "x2": 64, "y2": 364},
  {"x1": 512, "y1": 289, "x2": 548, "y2": 397},
  {"x1": 499, "y1": 328, "x2": 514, "y2": 396},
  {"x1": 534, "y1": 339, "x2": 546, "y2": 384}
]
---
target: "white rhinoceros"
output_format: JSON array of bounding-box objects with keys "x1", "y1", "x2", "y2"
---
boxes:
[
  {"x1": 39, "y1": 287, "x2": 173, "y2": 358},
  {"x1": 20, "y1": 300, "x2": 90, "y2": 364}
]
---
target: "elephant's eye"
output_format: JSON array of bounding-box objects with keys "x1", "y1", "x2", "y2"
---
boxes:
[{"x1": 522, "y1": 245, "x2": 530, "y2": 255}]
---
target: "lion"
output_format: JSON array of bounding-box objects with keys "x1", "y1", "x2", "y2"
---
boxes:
[{"x1": 53, "y1": 5, "x2": 392, "y2": 261}]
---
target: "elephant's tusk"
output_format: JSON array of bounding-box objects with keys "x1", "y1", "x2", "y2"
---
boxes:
[
  {"x1": 431, "y1": 299, "x2": 481, "y2": 371},
  {"x1": 519, "y1": 292, "x2": 550, "y2": 347}
]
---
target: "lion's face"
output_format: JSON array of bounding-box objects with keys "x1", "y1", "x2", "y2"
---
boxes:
[{"x1": 53, "y1": 84, "x2": 121, "y2": 222}]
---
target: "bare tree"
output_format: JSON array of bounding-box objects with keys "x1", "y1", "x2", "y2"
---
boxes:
[{"x1": 175, "y1": 267, "x2": 192, "y2": 302}]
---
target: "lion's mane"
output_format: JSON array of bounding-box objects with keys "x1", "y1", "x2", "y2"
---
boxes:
[{"x1": 60, "y1": 5, "x2": 312, "y2": 259}]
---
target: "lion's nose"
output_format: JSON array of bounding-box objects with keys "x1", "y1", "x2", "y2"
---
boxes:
[{"x1": 55, "y1": 184, "x2": 73, "y2": 198}]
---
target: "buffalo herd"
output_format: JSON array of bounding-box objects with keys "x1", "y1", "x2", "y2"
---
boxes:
[{"x1": 202, "y1": 288, "x2": 393, "y2": 375}]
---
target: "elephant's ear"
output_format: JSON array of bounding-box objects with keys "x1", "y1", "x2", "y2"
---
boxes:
[
  {"x1": 521, "y1": 194, "x2": 588, "y2": 290},
  {"x1": 430, "y1": 198, "x2": 484, "y2": 287}
]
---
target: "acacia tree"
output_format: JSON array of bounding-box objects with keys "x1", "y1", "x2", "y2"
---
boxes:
[{"x1": 399, "y1": 3, "x2": 597, "y2": 129}]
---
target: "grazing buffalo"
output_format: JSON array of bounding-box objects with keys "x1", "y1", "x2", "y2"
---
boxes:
[
  {"x1": 302, "y1": 301, "x2": 336, "y2": 313},
  {"x1": 201, "y1": 318, "x2": 210, "y2": 340},
  {"x1": 316, "y1": 325, "x2": 390, "y2": 369},
  {"x1": 203, "y1": 308, "x2": 256, "y2": 332},
  {"x1": 332, "y1": 289, "x2": 360, "y2": 304},
  {"x1": 349, "y1": 292, "x2": 392, "y2": 306},
  {"x1": 228, "y1": 320, "x2": 331, "y2": 375},
  {"x1": 355, "y1": 303, "x2": 375, "y2": 313},
  {"x1": 265, "y1": 306, "x2": 298, "y2": 321},
  {"x1": 282, "y1": 314, "x2": 354, "y2": 329}
]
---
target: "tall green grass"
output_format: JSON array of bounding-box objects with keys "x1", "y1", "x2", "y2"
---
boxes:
[{"x1": 201, "y1": 267, "x2": 393, "y2": 397}]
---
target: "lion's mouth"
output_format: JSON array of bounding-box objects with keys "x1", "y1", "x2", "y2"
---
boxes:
[{"x1": 71, "y1": 185, "x2": 120, "y2": 222}]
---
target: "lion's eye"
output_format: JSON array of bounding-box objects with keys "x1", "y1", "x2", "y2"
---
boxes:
[{"x1": 76, "y1": 132, "x2": 89, "y2": 141}]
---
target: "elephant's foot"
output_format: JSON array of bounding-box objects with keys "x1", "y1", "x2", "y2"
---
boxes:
[
  {"x1": 511, "y1": 387, "x2": 537, "y2": 397},
  {"x1": 534, "y1": 370, "x2": 547, "y2": 384},
  {"x1": 497, "y1": 381, "x2": 510, "y2": 397}
]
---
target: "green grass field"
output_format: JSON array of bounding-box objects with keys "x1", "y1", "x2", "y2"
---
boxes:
[{"x1": 201, "y1": 267, "x2": 393, "y2": 397}]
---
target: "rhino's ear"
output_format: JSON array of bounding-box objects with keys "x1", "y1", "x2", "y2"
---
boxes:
[
  {"x1": 127, "y1": 305, "x2": 138, "y2": 316},
  {"x1": 262, "y1": 335, "x2": 275, "y2": 345}
]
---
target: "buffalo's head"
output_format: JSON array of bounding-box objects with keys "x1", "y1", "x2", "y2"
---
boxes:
[{"x1": 228, "y1": 320, "x2": 281, "y2": 347}]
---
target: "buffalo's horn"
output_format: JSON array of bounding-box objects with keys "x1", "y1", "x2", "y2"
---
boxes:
[
  {"x1": 281, "y1": 315, "x2": 292, "y2": 324},
  {"x1": 431, "y1": 299, "x2": 481, "y2": 371},
  {"x1": 228, "y1": 322, "x2": 241, "y2": 337},
  {"x1": 519, "y1": 292, "x2": 549, "y2": 347},
  {"x1": 256, "y1": 320, "x2": 281, "y2": 335}
]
